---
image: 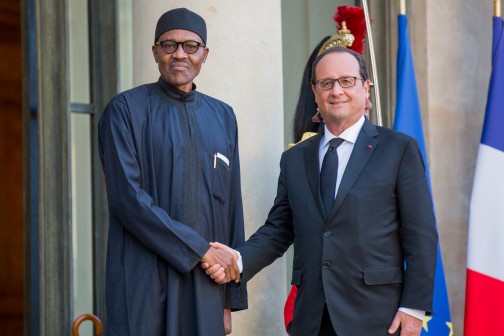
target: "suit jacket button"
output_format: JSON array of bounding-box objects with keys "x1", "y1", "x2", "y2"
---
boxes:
[
  {"x1": 323, "y1": 262, "x2": 331, "y2": 269},
  {"x1": 324, "y1": 231, "x2": 332, "y2": 238}
]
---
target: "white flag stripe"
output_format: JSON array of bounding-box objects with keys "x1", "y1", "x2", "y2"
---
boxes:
[{"x1": 467, "y1": 144, "x2": 504, "y2": 282}]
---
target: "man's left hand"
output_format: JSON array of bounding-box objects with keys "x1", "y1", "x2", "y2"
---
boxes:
[
  {"x1": 224, "y1": 308, "x2": 232, "y2": 334},
  {"x1": 388, "y1": 310, "x2": 422, "y2": 336}
]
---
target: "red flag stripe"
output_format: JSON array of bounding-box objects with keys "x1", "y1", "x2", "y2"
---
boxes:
[{"x1": 464, "y1": 269, "x2": 504, "y2": 335}]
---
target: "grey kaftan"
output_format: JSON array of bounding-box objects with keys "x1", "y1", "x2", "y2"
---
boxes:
[{"x1": 98, "y1": 78, "x2": 247, "y2": 336}]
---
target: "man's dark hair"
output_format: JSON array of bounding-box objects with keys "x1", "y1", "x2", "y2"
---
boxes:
[{"x1": 311, "y1": 46, "x2": 369, "y2": 83}]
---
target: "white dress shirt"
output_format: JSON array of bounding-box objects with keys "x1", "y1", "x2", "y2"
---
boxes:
[{"x1": 318, "y1": 115, "x2": 365, "y2": 197}]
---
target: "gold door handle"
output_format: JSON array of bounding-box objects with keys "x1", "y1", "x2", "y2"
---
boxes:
[{"x1": 72, "y1": 313, "x2": 103, "y2": 336}]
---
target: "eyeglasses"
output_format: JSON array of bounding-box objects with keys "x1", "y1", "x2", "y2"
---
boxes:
[
  {"x1": 314, "y1": 76, "x2": 363, "y2": 90},
  {"x1": 155, "y1": 40, "x2": 205, "y2": 55}
]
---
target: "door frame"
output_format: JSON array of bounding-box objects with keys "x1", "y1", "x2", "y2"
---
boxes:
[{"x1": 21, "y1": 0, "x2": 117, "y2": 334}]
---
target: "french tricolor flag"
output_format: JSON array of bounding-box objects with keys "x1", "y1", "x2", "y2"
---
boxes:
[{"x1": 465, "y1": 15, "x2": 504, "y2": 336}]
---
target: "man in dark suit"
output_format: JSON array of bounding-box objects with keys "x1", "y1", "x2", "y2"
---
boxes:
[{"x1": 205, "y1": 46, "x2": 438, "y2": 336}]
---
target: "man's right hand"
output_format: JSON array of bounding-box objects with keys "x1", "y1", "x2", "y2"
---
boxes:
[{"x1": 201, "y1": 245, "x2": 240, "y2": 284}]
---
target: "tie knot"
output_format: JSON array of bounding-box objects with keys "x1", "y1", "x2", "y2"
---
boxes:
[{"x1": 329, "y1": 138, "x2": 344, "y2": 149}]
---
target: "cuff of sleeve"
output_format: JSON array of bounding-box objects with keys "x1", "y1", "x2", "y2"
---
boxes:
[
  {"x1": 398, "y1": 307, "x2": 425, "y2": 321},
  {"x1": 236, "y1": 250, "x2": 243, "y2": 273}
]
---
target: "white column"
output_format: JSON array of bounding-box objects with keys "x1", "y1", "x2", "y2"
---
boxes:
[
  {"x1": 131, "y1": 1, "x2": 287, "y2": 335},
  {"x1": 410, "y1": 1, "x2": 492, "y2": 334}
]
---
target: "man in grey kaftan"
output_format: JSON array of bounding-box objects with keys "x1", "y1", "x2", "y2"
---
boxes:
[{"x1": 98, "y1": 8, "x2": 247, "y2": 336}]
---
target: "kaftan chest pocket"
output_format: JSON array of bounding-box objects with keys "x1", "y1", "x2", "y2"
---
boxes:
[{"x1": 211, "y1": 153, "x2": 231, "y2": 206}]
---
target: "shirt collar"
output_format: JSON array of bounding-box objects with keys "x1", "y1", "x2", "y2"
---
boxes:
[
  {"x1": 156, "y1": 77, "x2": 197, "y2": 102},
  {"x1": 320, "y1": 115, "x2": 365, "y2": 149}
]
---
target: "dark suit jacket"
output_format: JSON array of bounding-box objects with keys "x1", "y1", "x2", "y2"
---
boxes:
[{"x1": 239, "y1": 118, "x2": 438, "y2": 336}]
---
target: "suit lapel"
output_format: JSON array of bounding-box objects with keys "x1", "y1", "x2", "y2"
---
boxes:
[
  {"x1": 303, "y1": 132, "x2": 327, "y2": 219},
  {"x1": 330, "y1": 119, "x2": 379, "y2": 218}
]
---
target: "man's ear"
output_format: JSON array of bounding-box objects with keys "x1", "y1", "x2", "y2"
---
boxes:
[
  {"x1": 152, "y1": 45, "x2": 159, "y2": 63},
  {"x1": 311, "y1": 84, "x2": 321, "y2": 107},
  {"x1": 364, "y1": 79, "x2": 371, "y2": 98},
  {"x1": 202, "y1": 47, "x2": 209, "y2": 63}
]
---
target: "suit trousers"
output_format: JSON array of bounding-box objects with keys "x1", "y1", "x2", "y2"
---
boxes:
[{"x1": 318, "y1": 304, "x2": 337, "y2": 336}]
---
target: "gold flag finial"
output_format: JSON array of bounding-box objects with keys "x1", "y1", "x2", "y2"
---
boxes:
[
  {"x1": 317, "y1": 21, "x2": 355, "y2": 55},
  {"x1": 496, "y1": 0, "x2": 502, "y2": 17},
  {"x1": 399, "y1": 0, "x2": 406, "y2": 15}
]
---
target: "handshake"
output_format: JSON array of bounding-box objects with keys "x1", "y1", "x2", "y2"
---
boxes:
[{"x1": 200, "y1": 242, "x2": 241, "y2": 285}]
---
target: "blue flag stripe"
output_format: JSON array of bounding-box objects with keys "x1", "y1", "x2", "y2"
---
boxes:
[
  {"x1": 394, "y1": 15, "x2": 430, "y2": 179},
  {"x1": 481, "y1": 17, "x2": 504, "y2": 152},
  {"x1": 395, "y1": 14, "x2": 452, "y2": 336}
]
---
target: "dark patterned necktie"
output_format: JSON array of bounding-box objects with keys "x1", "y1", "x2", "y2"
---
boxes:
[{"x1": 320, "y1": 138, "x2": 344, "y2": 217}]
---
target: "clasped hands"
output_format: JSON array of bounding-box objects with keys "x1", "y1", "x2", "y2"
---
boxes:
[{"x1": 201, "y1": 242, "x2": 239, "y2": 284}]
